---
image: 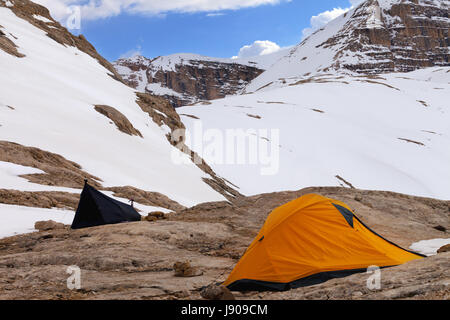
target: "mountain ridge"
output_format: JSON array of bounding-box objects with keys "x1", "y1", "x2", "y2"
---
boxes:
[
  {"x1": 113, "y1": 49, "x2": 290, "y2": 107},
  {"x1": 114, "y1": 54, "x2": 264, "y2": 108},
  {"x1": 247, "y1": 0, "x2": 449, "y2": 92}
]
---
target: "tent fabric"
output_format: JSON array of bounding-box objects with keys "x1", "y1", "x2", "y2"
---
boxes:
[
  {"x1": 71, "y1": 182, "x2": 141, "y2": 229},
  {"x1": 223, "y1": 193, "x2": 425, "y2": 292}
]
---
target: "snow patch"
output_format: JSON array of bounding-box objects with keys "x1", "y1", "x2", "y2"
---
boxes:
[
  {"x1": 0, "y1": 161, "x2": 80, "y2": 192},
  {"x1": 409, "y1": 238, "x2": 450, "y2": 256},
  {"x1": 32, "y1": 15, "x2": 53, "y2": 23},
  {"x1": 146, "y1": 83, "x2": 183, "y2": 98},
  {"x1": 364, "y1": 2, "x2": 384, "y2": 29},
  {"x1": 0, "y1": 204, "x2": 75, "y2": 239}
]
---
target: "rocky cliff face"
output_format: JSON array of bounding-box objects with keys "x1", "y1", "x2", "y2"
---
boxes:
[
  {"x1": 115, "y1": 0, "x2": 449, "y2": 105},
  {"x1": 325, "y1": 0, "x2": 449, "y2": 73},
  {"x1": 114, "y1": 54, "x2": 264, "y2": 108}
]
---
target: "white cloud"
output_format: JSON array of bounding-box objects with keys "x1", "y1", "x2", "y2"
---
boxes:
[
  {"x1": 206, "y1": 12, "x2": 226, "y2": 17},
  {"x1": 301, "y1": 7, "x2": 349, "y2": 39},
  {"x1": 34, "y1": 0, "x2": 290, "y2": 22},
  {"x1": 119, "y1": 45, "x2": 143, "y2": 59},
  {"x1": 349, "y1": 0, "x2": 365, "y2": 6},
  {"x1": 233, "y1": 40, "x2": 281, "y2": 59},
  {"x1": 301, "y1": 0, "x2": 365, "y2": 40}
]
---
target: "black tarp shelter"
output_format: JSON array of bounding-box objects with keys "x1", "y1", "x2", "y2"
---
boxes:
[{"x1": 71, "y1": 181, "x2": 141, "y2": 229}]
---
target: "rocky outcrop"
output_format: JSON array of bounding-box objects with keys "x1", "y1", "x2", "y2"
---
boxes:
[
  {"x1": 105, "y1": 186, "x2": 186, "y2": 212},
  {"x1": 0, "y1": 141, "x2": 103, "y2": 189},
  {"x1": 94, "y1": 105, "x2": 143, "y2": 138},
  {"x1": 114, "y1": 55, "x2": 264, "y2": 107},
  {"x1": 0, "y1": 189, "x2": 80, "y2": 209},
  {"x1": 323, "y1": 0, "x2": 449, "y2": 73},
  {"x1": 0, "y1": 25, "x2": 25, "y2": 57},
  {"x1": 135, "y1": 92, "x2": 185, "y2": 133}
]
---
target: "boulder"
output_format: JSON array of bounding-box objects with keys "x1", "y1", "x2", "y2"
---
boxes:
[
  {"x1": 142, "y1": 215, "x2": 157, "y2": 222},
  {"x1": 34, "y1": 220, "x2": 65, "y2": 232},
  {"x1": 142, "y1": 211, "x2": 167, "y2": 222},
  {"x1": 437, "y1": 244, "x2": 450, "y2": 254},
  {"x1": 149, "y1": 211, "x2": 166, "y2": 219},
  {"x1": 201, "y1": 284, "x2": 235, "y2": 300},
  {"x1": 173, "y1": 261, "x2": 203, "y2": 277}
]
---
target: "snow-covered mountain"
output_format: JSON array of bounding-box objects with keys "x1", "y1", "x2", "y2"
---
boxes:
[
  {"x1": 247, "y1": 0, "x2": 449, "y2": 92},
  {"x1": 178, "y1": 0, "x2": 450, "y2": 200},
  {"x1": 113, "y1": 49, "x2": 289, "y2": 107},
  {"x1": 0, "y1": 0, "x2": 240, "y2": 236}
]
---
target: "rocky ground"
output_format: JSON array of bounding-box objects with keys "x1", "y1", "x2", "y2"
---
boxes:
[{"x1": 0, "y1": 187, "x2": 448, "y2": 300}]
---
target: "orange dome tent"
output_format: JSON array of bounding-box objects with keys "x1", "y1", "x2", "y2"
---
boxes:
[{"x1": 223, "y1": 194, "x2": 425, "y2": 291}]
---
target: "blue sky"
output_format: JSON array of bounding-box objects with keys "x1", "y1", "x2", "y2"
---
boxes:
[{"x1": 37, "y1": 0, "x2": 361, "y2": 61}]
